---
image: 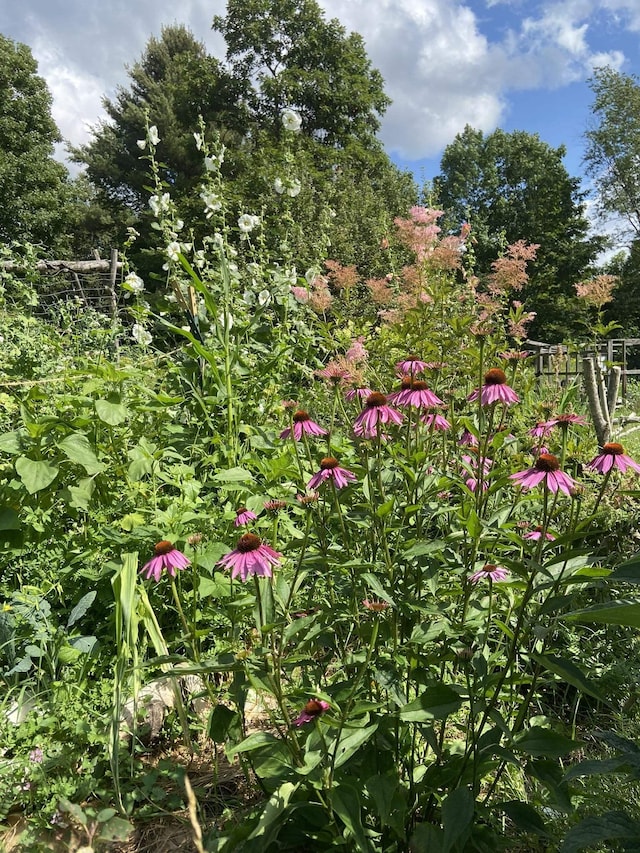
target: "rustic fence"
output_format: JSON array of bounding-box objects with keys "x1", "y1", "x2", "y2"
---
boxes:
[
  {"x1": 1, "y1": 250, "x2": 124, "y2": 324},
  {"x1": 526, "y1": 338, "x2": 640, "y2": 398}
]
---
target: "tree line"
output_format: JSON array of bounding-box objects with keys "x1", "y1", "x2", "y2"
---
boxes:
[{"x1": 1, "y1": 1, "x2": 639, "y2": 341}]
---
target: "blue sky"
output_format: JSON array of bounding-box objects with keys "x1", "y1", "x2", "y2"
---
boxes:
[{"x1": 1, "y1": 0, "x2": 639, "y2": 188}]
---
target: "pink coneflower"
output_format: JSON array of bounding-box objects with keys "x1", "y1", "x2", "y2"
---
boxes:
[
  {"x1": 234, "y1": 506, "x2": 257, "y2": 527},
  {"x1": 510, "y1": 453, "x2": 575, "y2": 496},
  {"x1": 140, "y1": 541, "x2": 190, "y2": 582},
  {"x1": 345, "y1": 386, "x2": 373, "y2": 402},
  {"x1": 500, "y1": 350, "x2": 532, "y2": 361},
  {"x1": 397, "y1": 380, "x2": 444, "y2": 409},
  {"x1": 395, "y1": 357, "x2": 428, "y2": 375},
  {"x1": 545, "y1": 413, "x2": 587, "y2": 429},
  {"x1": 353, "y1": 392, "x2": 403, "y2": 438},
  {"x1": 469, "y1": 563, "x2": 509, "y2": 583},
  {"x1": 422, "y1": 412, "x2": 451, "y2": 431},
  {"x1": 363, "y1": 599, "x2": 390, "y2": 611},
  {"x1": 217, "y1": 533, "x2": 282, "y2": 582},
  {"x1": 523, "y1": 526, "x2": 556, "y2": 541},
  {"x1": 280, "y1": 409, "x2": 328, "y2": 441},
  {"x1": 264, "y1": 499, "x2": 287, "y2": 513},
  {"x1": 386, "y1": 376, "x2": 413, "y2": 404},
  {"x1": 587, "y1": 442, "x2": 640, "y2": 475},
  {"x1": 529, "y1": 421, "x2": 553, "y2": 438},
  {"x1": 462, "y1": 450, "x2": 492, "y2": 493},
  {"x1": 459, "y1": 429, "x2": 479, "y2": 447},
  {"x1": 293, "y1": 698, "x2": 330, "y2": 726},
  {"x1": 468, "y1": 368, "x2": 519, "y2": 406},
  {"x1": 307, "y1": 457, "x2": 356, "y2": 490}
]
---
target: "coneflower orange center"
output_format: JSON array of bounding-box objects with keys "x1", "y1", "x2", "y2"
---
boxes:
[
  {"x1": 398, "y1": 376, "x2": 412, "y2": 389},
  {"x1": 484, "y1": 368, "x2": 507, "y2": 385},
  {"x1": 293, "y1": 410, "x2": 310, "y2": 422},
  {"x1": 412, "y1": 380, "x2": 429, "y2": 391},
  {"x1": 302, "y1": 699, "x2": 325, "y2": 715},
  {"x1": 482, "y1": 563, "x2": 497, "y2": 572},
  {"x1": 236, "y1": 533, "x2": 262, "y2": 553},
  {"x1": 320, "y1": 457, "x2": 339, "y2": 470},
  {"x1": 154, "y1": 540, "x2": 175, "y2": 555},
  {"x1": 603, "y1": 442, "x2": 624, "y2": 455},
  {"x1": 366, "y1": 392, "x2": 388, "y2": 407},
  {"x1": 236, "y1": 506, "x2": 247, "y2": 514},
  {"x1": 534, "y1": 453, "x2": 560, "y2": 472}
]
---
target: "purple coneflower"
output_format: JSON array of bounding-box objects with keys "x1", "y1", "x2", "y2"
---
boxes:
[
  {"x1": 462, "y1": 450, "x2": 492, "y2": 493},
  {"x1": 140, "y1": 541, "x2": 190, "y2": 582},
  {"x1": 345, "y1": 386, "x2": 373, "y2": 403},
  {"x1": 500, "y1": 350, "x2": 532, "y2": 361},
  {"x1": 293, "y1": 698, "x2": 330, "y2": 726},
  {"x1": 353, "y1": 392, "x2": 403, "y2": 438},
  {"x1": 470, "y1": 563, "x2": 510, "y2": 583},
  {"x1": 264, "y1": 499, "x2": 287, "y2": 513},
  {"x1": 468, "y1": 368, "x2": 519, "y2": 406},
  {"x1": 217, "y1": 533, "x2": 282, "y2": 582},
  {"x1": 529, "y1": 421, "x2": 553, "y2": 438},
  {"x1": 280, "y1": 409, "x2": 328, "y2": 441},
  {"x1": 386, "y1": 376, "x2": 413, "y2": 404},
  {"x1": 510, "y1": 453, "x2": 575, "y2": 496},
  {"x1": 587, "y1": 442, "x2": 640, "y2": 475},
  {"x1": 397, "y1": 380, "x2": 444, "y2": 409},
  {"x1": 395, "y1": 357, "x2": 428, "y2": 375},
  {"x1": 545, "y1": 413, "x2": 587, "y2": 429},
  {"x1": 523, "y1": 526, "x2": 556, "y2": 541},
  {"x1": 307, "y1": 457, "x2": 356, "y2": 490},
  {"x1": 459, "y1": 429, "x2": 479, "y2": 447},
  {"x1": 234, "y1": 506, "x2": 257, "y2": 527},
  {"x1": 422, "y1": 411, "x2": 451, "y2": 431}
]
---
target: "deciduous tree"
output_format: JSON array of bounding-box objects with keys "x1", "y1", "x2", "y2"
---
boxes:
[{"x1": 0, "y1": 34, "x2": 71, "y2": 251}]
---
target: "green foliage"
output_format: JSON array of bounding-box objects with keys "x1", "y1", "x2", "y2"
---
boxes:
[
  {"x1": 585, "y1": 67, "x2": 640, "y2": 244},
  {"x1": 0, "y1": 35, "x2": 72, "y2": 253},
  {"x1": 434, "y1": 125, "x2": 604, "y2": 341}
]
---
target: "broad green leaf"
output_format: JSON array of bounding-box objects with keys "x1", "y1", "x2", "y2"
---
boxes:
[
  {"x1": 608, "y1": 559, "x2": 640, "y2": 584},
  {"x1": 248, "y1": 781, "x2": 297, "y2": 843},
  {"x1": 399, "y1": 684, "x2": 462, "y2": 722},
  {"x1": 67, "y1": 591, "x2": 97, "y2": 628},
  {"x1": 212, "y1": 467, "x2": 253, "y2": 483},
  {"x1": 560, "y1": 811, "x2": 640, "y2": 852},
  {"x1": 442, "y1": 787, "x2": 474, "y2": 852},
  {"x1": 95, "y1": 398, "x2": 129, "y2": 425},
  {"x1": 67, "y1": 476, "x2": 96, "y2": 511},
  {"x1": 532, "y1": 653, "x2": 609, "y2": 705},
  {"x1": 565, "y1": 600, "x2": 640, "y2": 628},
  {"x1": 15, "y1": 457, "x2": 58, "y2": 494},
  {"x1": 0, "y1": 430, "x2": 24, "y2": 455},
  {"x1": 333, "y1": 723, "x2": 378, "y2": 769},
  {"x1": 229, "y1": 731, "x2": 281, "y2": 755},
  {"x1": 69, "y1": 636, "x2": 98, "y2": 654},
  {"x1": 333, "y1": 783, "x2": 373, "y2": 852},
  {"x1": 58, "y1": 433, "x2": 103, "y2": 474},
  {"x1": 497, "y1": 801, "x2": 550, "y2": 837},
  {"x1": 514, "y1": 727, "x2": 582, "y2": 758}
]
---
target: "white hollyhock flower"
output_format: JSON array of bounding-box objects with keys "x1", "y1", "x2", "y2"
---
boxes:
[
  {"x1": 166, "y1": 242, "x2": 181, "y2": 262},
  {"x1": 282, "y1": 108, "x2": 302, "y2": 132},
  {"x1": 136, "y1": 139, "x2": 147, "y2": 150},
  {"x1": 149, "y1": 193, "x2": 171, "y2": 217},
  {"x1": 287, "y1": 179, "x2": 301, "y2": 197},
  {"x1": 148, "y1": 125, "x2": 160, "y2": 146},
  {"x1": 238, "y1": 214, "x2": 259, "y2": 233},
  {"x1": 274, "y1": 177, "x2": 285, "y2": 194},
  {"x1": 257, "y1": 289, "x2": 271, "y2": 307},
  {"x1": 124, "y1": 272, "x2": 144, "y2": 293},
  {"x1": 131, "y1": 324, "x2": 152, "y2": 346}
]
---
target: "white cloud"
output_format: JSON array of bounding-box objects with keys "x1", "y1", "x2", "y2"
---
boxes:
[{"x1": 1, "y1": 0, "x2": 639, "y2": 167}]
